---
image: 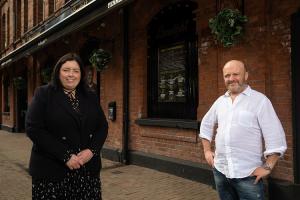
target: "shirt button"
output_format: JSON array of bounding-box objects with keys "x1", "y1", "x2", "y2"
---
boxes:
[
  {"x1": 89, "y1": 134, "x2": 93, "y2": 138},
  {"x1": 62, "y1": 136, "x2": 67, "y2": 140}
]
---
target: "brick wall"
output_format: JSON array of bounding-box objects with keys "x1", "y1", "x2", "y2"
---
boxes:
[
  {"x1": 95, "y1": 12, "x2": 125, "y2": 150},
  {"x1": 0, "y1": 0, "x2": 299, "y2": 183},
  {"x1": 124, "y1": 0, "x2": 300, "y2": 182}
]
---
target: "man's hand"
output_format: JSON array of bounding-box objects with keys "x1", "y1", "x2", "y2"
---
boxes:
[
  {"x1": 77, "y1": 149, "x2": 94, "y2": 165},
  {"x1": 204, "y1": 150, "x2": 215, "y2": 167},
  {"x1": 201, "y1": 138, "x2": 214, "y2": 167},
  {"x1": 66, "y1": 154, "x2": 83, "y2": 170},
  {"x1": 252, "y1": 153, "x2": 280, "y2": 184},
  {"x1": 251, "y1": 167, "x2": 271, "y2": 184}
]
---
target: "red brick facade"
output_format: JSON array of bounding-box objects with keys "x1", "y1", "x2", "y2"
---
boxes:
[
  {"x1": 0, "y1": 0, "x2": 299, "y2": 197},
  {"x1": 122, "y1": 0, "x2": 298, "y2": 182}
]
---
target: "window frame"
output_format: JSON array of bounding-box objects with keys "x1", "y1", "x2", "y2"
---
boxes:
[
  {"x1": 15, "y1": 0, "x2": 22, "y2": 39},
  {"x1": 147, "y1": 1, "x2": 198, "y2": 120},
  {"x1": 24, "y1": 0, "x2": 28, "y2": 33},
  {"x1": 1, "y1": 13, "x2": 6, "y2": 50},
  {"x1": 3, "y1": 76, "x2": 10, "y2": 113}
]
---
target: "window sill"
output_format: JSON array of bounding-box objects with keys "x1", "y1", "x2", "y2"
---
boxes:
[
  {"x1": 2, "y1": 112, "x2": 10, "y2": 116},
  {"x1": 135, "y1": 118, "x2": 199, "y2": 130}
]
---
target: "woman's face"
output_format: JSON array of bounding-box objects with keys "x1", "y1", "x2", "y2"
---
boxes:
[{"x1": 59, "y1": 60, "x2": 81, "y2": 91}]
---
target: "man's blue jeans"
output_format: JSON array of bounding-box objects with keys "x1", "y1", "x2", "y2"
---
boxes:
[{"x1": 213, "y1": 168, "x2": 265, "y2": 200}]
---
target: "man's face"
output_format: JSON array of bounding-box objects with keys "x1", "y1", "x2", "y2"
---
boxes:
[
  {"x1": 223, "y1": 61, "x2": 248, "y2": 95},
  {"x1": 87, "y1": 70, "x2": 93, "y2": 84}
]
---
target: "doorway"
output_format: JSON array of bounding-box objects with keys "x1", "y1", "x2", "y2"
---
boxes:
[{"x1": 15, "y1": 80, "x2": 27, "y2": 132}]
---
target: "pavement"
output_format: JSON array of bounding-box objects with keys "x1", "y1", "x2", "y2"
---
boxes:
[{"x1": 0, "y1": 130, "x2": 219, "y2": 200}]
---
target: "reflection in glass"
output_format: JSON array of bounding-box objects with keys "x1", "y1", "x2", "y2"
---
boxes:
[{"x1": 158, "y1": 44, "x2": 186, "y2": 102}]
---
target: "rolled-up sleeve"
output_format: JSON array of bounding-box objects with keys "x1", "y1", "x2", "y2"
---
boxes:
[
  {"x1": 199, "y1": 100, "x2": 218, "y2": 142},
  {"x1": 258, "y1": 98, "x2": 287, "y2": 157}
]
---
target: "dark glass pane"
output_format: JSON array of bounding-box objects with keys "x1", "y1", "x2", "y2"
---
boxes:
[
  {"x1": 4, "y1": 79, "x2": 10, "y2": 112},
  {"x1": 158, "y1": 43, "x2": 186, "y2": 103},
  {"x1": 147, "y1": 0, "x2": 198, "y2": 119}
]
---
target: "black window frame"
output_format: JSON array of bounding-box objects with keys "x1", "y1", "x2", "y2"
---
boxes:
[
  {"x1": 3, "y1": 76, "x2": 10, "y2": 113},
  {"x1": 147, "y1": 1, "x2": 198, "y2": 120}
]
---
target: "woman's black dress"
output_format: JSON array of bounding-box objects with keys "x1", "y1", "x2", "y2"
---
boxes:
[{"x1": 32, "y1": 90, "x2": 102, "y2": 200}]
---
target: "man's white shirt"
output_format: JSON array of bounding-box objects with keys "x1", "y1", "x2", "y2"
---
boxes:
[{"x1": 199, "y1": 86, "x2": 287, "y2": 178}]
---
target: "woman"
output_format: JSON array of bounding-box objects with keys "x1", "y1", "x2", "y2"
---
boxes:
[{"x1": 26, "y1": 53, "x2": 108, "y2": 200}]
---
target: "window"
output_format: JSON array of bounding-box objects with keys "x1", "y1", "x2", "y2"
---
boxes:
[
  {"x1": 15, "y1": 0, "x2": 22, "y2": 39},
  {"x1": 3, "y1": 76, "x2": 10, "y2": 112},
  {"x1": 1, "y1": 14, "x2": 5, "y2": 50},
  {"x1": 24, "y1": 0, "x2": 28, "y2": 33},
  {"x1": 49, "y1": 0, "x2": 55, "y2": 15},
  {"x1": 147, "y1": 1, "x2": 198, "y2": 119},
  {"x1": 7, "y1": 8, "x2": 9, "y2": 46},
  {"x1": 38, "y1": 0, "x2": 44, "y2": 23},
  {"x1": 33, "y1": 0, "x2": 44, "y2": 26}
]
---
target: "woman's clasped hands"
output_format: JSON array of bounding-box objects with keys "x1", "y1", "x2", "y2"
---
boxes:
[{"x1": 66, "y1": 149, "x2": 93, "y2": 170}]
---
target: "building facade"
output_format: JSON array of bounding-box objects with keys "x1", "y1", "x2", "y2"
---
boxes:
[{"x1": 0, "y1": 0, "x2": 300, "y2": 199}]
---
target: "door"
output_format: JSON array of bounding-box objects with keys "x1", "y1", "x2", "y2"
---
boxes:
[{"x1": 15, "y1": 83, "x2": 27, "y2": 132}]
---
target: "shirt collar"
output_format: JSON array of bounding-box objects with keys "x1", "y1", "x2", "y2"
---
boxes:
[{"x1": 224, "y1": 85, "x2": 251, "y2": 97}]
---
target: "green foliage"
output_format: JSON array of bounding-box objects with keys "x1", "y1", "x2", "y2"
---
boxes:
[
  {"x1": 209, "y1": 8, "x2": 248, "y2": 47},
  {"x1": 89, "y1": 49, "x2": 112, "y2": 71},
  {"x1": 13, "y1": 76, "x2": 26, "y2": 89},
  {"x1": 41, "y1": 67, "x2": 52, "y2": 84}
]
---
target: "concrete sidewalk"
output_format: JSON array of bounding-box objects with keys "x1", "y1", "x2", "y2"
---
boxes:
[{"x1": 0, "y1": 130, "x2": 218, "y2": 200}]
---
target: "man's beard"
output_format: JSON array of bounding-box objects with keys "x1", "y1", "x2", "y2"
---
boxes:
[{"x1": 226, "y1": 81, "x2": 246, "y2": 94}]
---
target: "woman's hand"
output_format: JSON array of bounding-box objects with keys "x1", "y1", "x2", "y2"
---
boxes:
[
  {"x1": 66, "y1": 154, "x2": 83, "y2": 170},
  {"x1": 77, "y1": 149, "x2": 93, "y2": 165}
]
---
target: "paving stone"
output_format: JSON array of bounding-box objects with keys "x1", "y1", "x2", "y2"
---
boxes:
[{"x1": 0, "y1": 130, "x2": 219, "y2": 200}]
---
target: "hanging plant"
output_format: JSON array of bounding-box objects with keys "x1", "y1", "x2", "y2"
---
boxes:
[
  {"x1": 2, "y1": 77, "x2": 10, "y2": 87},
  {"x1": 41, "y1": 67, "x2": 53, "y2": 84},
  {"x1": 209, "y1": 8, "x2": 248, "y2": 47},
  {"x1": 89, "y1": 48, "x2": 112, "y2": 71},
  {"x1": 13, "y1": 76, "x2": 26, "y2": 89}
]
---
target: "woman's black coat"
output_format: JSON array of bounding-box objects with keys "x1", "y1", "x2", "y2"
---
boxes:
[{"x1": 26, "y1": 84, "x2": 108, "y2": 179}]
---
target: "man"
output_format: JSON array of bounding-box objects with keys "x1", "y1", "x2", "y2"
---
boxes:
[
  {"x1": 199, "y1": 60, "x2": 287, "y2": 200},
  {"x1": 86, "y1": 67, "x2": 97, "y2": 92}
]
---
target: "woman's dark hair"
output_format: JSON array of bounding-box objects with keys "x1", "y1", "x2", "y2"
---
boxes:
[{"x1": 51, "y1": 53, "x2": 88, "y2": 93}]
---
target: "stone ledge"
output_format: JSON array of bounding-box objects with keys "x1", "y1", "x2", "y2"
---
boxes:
[{"x1": 135, "y1": 118, "x2": 199, "y2": 130}]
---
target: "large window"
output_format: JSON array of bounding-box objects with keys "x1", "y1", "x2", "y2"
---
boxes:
[
  {"x1": 15, "y1": 0, "x2": 22, "y2": 39},
  {"x1": 33, "y1": 0, "x2": 44, "y2": 26},
  {"x1": 7, "y1": 8, "x2": 9, "y2": 46},
  {"x1": 24, "y1": 0, "x2": 28, "y2": 33},
  {"x1": 1, "y1": 14, "x2": 5, "y2": 50},
  {"x1": 147, "y1": 1, "x2": 198, "y2": 119},
  {"x1": 3, "y1": 76, "x2": 10, "y2": 112},
  {"x1": 48, "y1": 0, "x2": 55, "y2": 15}
]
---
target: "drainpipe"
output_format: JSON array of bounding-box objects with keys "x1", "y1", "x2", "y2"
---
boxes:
[{"x1": 121, "y1": 6, "x2": 129, "y2": 165}]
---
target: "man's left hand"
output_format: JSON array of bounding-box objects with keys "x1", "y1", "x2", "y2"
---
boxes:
[{"x1": 251, "y1": 167, "x2": 271, "y2": 184}]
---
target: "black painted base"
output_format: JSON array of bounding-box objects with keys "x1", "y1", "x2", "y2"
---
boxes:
[
  {"x1": 1, "y1": 124, "x2": 15, "y2": 132},
  {"x1": 268, "y1": 178, "x2": 300, "y2": 200},
  {"x1": 102, "y1": 147, "x2": 214, "y2": 185}
]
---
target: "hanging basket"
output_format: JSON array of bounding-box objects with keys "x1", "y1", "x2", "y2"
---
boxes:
[
  {"x1": 13, "y1": 76, "x2": 26, "y2": 89},
  {"x1": 89, "y1": 49, "x2": 112, "y2": 72},
  {"x1": 41, "y1": 67, "x2": 53, "y2": 84},
  {"x1": 209, "y1": 8, "x2": 248, "y2": 47}
]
